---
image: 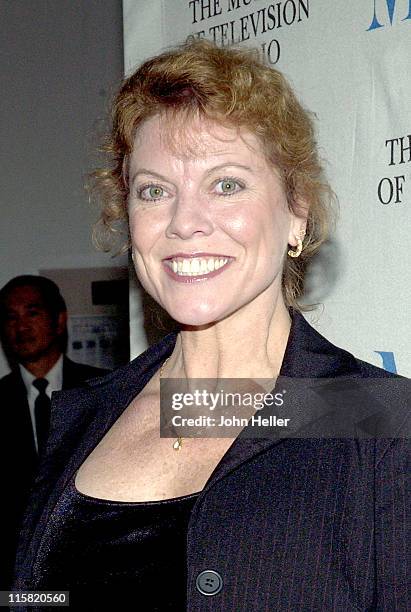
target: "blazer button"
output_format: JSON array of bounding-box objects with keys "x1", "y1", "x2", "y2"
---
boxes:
[{"x1": 196, "y1": 570, "x2": 223, "y2": 596}]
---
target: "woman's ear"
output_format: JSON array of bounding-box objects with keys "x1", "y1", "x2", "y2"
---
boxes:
[{"x1": 288, "y1": 199, "x2": 309, "y2": 247}]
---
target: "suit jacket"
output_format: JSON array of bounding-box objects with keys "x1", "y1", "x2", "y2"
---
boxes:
[
  {"x1": 0, "y1": 357, "x2": 108, "y2": 590},
  {"x1": 13, "y1": 313, "x2": 410, "y2": 611}
]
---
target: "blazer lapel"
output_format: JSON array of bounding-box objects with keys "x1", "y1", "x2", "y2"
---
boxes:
[
  {"x1": 200, "y1": 311, "x2": 362, "y2": 493},
  {"x1": 50, "y1": 334, "x2": 176, "y2": 479}
]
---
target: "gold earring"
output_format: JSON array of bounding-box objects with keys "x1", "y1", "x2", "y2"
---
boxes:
[{"x1": 287, "y1": 230, "x2": 305, "y2": 258}]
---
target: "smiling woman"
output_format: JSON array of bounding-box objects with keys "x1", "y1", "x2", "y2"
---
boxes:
[
  {"x1": 94, "y1": 40, "x2": 334, "y2": 311},
  {"x1": 14, "y1": 40, "x2": 410, "y2": 611},
  {"x1": 128, "y1": 115, "x2": 300, "y2": 329}
]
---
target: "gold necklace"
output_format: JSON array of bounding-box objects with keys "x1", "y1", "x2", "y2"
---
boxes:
[{"x1": 159, "y1": 356, "x2": 183, "y2": 451}]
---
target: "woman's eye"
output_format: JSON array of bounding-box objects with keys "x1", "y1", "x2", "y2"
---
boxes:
[
  {"x1": 138, "y1": 185, "x2": 167, "y2": 201},
  {"x1": 215, "y1": 178, "x2": 243, "y2": 195}
]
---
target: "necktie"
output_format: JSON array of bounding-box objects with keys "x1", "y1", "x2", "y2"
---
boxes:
[{"x1": 33, "y1": 378, "x2": 51, "y2": 455}]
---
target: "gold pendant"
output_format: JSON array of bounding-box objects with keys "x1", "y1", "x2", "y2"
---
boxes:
[{"x1": 173, "y1": 437, "x2": 183, "y2": 451}]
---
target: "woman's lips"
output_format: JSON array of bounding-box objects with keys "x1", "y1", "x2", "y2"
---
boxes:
[{"x1": 162, "y1": 255, "x2": 235, "y2": 283}]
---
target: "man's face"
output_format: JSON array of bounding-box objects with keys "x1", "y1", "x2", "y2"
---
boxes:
[{"x1": 1, "y1": 285, "x2": 65, "y2": 365}]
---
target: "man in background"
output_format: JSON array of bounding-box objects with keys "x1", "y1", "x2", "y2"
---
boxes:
[{"x1": 0, "y1": 275, "x2": 109, "y2": 589}]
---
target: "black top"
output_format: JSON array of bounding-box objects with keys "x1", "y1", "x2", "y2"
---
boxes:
[
  {"x1": 15, "y1": 312, "x2": 409, "y2": 611},
  {"x1": 32, "y1": 476, "x2": 200, "y2": 611}
]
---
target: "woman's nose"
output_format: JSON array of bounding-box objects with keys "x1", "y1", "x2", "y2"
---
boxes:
[{"x1": 165, "y1": 194, "x2": 213, "y2": 240}]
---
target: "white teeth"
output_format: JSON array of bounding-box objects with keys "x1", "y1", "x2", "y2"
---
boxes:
[
  {"x1": 190, "y1": 259, "x2": 200, "y2": 274},
  {"x1": 167, "y1": 257, "x2": 229, "y2": 276}
]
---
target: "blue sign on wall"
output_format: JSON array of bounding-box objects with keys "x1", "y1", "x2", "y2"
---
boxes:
[
  {"x1": 375, "y1": 351, "x2": 398, "y2": 373},
  {"x1": 368, "y1": 0, "x2": 411, "y2": 30}
]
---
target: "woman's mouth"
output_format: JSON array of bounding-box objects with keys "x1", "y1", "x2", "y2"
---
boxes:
[{"x1": 162, "y1": 255, "x2": 234, "y2": 281}]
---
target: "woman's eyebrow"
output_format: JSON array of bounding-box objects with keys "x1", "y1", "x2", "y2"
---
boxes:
[
  {"x1": 204, "y1": 163, "x2": 253, "y2": 176},
  {"x1": 129, "y1": 169, "x2": 171, "y2": 187},
  {"x1": 129, "y1": 163, "x2": 254, "y2": 187}
]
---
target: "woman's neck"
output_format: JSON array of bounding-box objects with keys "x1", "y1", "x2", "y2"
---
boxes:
[{"x1": 166, "y1": 292, "x2": 292, "y2": 380}]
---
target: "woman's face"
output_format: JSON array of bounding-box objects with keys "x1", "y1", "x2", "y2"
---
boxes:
[{"x1": 128, "y1": 114, "x2": 303, "y2": 326}]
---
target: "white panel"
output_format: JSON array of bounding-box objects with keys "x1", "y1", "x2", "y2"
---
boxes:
[{"x1": 123, "y1": 0, "x2": 411, "y2": 374}]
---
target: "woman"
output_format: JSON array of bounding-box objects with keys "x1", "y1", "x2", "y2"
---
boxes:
[{"x1": 14, "y1": 41, "x2": 408, "y2": 611}]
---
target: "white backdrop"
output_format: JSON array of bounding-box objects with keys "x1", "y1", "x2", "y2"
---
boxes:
[{"x1": 123, "y1": 0, "x2": 411, "y2": 376}]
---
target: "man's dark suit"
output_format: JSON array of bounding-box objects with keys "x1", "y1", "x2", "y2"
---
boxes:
[
  {"x1": 0, "y1": 357, "x2": 108, "y2": 590},
  {"x1": 13, "y1": 313, "x2": 410, "y2": 610}
]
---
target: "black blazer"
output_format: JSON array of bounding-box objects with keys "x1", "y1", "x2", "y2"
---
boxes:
[
  {"x1": 0, "y1": 357, "x2": 108, "y2": 590},
  {"x1": 13, "y1": 313, "x2": 410, "y2": 610}
]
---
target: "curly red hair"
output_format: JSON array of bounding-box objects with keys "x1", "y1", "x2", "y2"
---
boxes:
[{"x1": 90, "y1": 39, "x2": 336, "y2": 310}]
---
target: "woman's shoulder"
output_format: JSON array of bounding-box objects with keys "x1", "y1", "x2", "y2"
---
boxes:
[
  {"x1": 47, "y1": 331, "x2": 178, "y2": 441},
  {"x1": 283, "y1": 310, "x2": 407, "y2": 381},
  {"x1": 56, "y1": 329, "x2": 178, "y2": 396},
  {"x1": 351, "y1": 355, "x2": 402, "y2": 379}
]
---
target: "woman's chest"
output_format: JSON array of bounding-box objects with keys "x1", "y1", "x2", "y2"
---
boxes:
[{"x1": 74, "y1": 395, "x2": 235, "y2": 502}]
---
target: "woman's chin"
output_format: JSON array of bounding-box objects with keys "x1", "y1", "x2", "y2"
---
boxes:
[
  {"x1": 172, "y1": 313, "x2": 218, "y2": 328},
  {"x1": 164, "y1": 303, "x2": 225, "y2": 328}
]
